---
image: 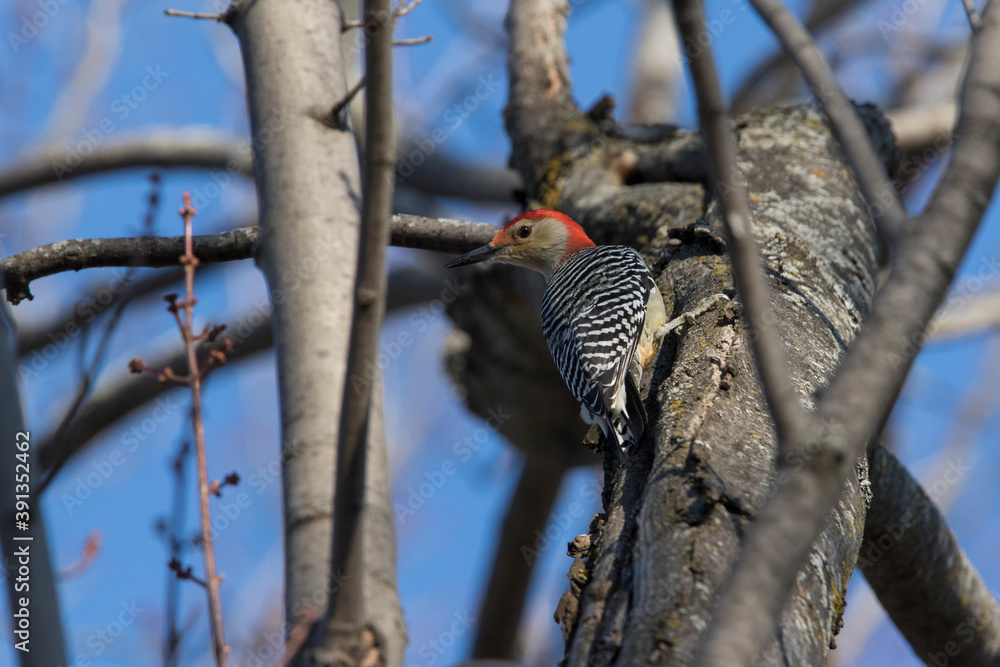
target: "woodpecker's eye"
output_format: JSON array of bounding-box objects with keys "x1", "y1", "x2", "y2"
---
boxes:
[{"x1": 517, "y1": 225, "x2": 532, "y2": 239}]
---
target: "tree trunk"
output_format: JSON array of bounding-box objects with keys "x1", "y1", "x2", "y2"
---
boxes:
[{"x1": 228, "y1": 0, "x2": 366, "y2": 651}]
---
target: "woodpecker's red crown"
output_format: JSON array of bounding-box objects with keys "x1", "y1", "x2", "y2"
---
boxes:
[{"x1": 444, "y1": 209, "x2": 595, "y2": 278}]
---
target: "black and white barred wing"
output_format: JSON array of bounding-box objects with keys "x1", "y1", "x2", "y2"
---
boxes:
[{"x1": 541, "y1": 246, "x2": 654, "y2": 418}]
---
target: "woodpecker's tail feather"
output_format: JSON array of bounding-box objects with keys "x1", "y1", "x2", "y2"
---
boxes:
[
  {"x1": 599, "y1": 378, "x2": 646, "y2": 467},
  {"x1": 622, "y1": 373, "x2": 646, "y2": 443},
  {"x1": 585, "y1": 374, "x2": 647, "y2": 467}
]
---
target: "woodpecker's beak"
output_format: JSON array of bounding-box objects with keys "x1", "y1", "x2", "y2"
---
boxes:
[{"x1": 444, "y1": 244, "x2": 500, "y2": 268}]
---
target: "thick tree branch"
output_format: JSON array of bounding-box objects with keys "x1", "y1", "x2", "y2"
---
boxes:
[
  {"x1": 504, "y1": 0, "x2": 579, "y2": 199},
  {"x1": 227, "y1": 2, "x2": 368, "y2": 659},
  {"x1": 861, "y1": 443, "x2": 1000, "y2": 665},
  {"x1": 628, "y1": 0, "x2": 680, "y2": 125},
  {"x1": 0, "y1": 215, "x2": 495, "y2": 304},
  {"x1": 673, "y1": 0, "x2": 808, "y2": 450},
  {"x1": 698, "y1": 3, "x2": 1000, "y2": 663}
]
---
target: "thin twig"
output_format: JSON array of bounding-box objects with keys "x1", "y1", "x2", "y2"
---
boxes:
[
  {"x1": 330, "y1": 37, "x2": 431, "y2": 119},
  {"x1": 176, "y1": 193, "x2": 229, "y2": 667},
  {"x1": 331, "y1": 76, "x2": 366, "y2": 119},
  {"x1": 169, "y1": 558, "x2": 208, "y2": 588},
  {"x1": 163, "y1": 9, "x2": 227, "y2": 20},
  {"x1": 276, "y1": 608, "x2": 317, "y2": 667},
  {"x1": 392, "y1": 35, "x2": 432, "y2": 46},
  {"x1": 672, "y1": 0, "x2": 808, "y2": 450},
  {"x1": 394, "y1": 0, "x2": 423, "y2": 20},
  {"x1": 37, "y1": 174, "x2": 162, "y2": 494},
  {"x1": 57, "y1": 530, "x2": 101, "y2": 580},
  {"x1": 749, "y1": 0, "x2": 908, "y2": 250},
  {"x1": 961, "y1": 0, "x2": 983, "y2": 31},
  {"x1": 163, "y1": 440, "x2": 191, "y2": 667}
]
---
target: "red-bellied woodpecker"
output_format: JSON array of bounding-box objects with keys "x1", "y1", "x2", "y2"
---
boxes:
[{"x1": 444, "y1": 209, "x2": 667, "y2": 465}]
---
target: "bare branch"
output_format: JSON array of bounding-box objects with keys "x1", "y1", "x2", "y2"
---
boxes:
[
  {"x1": 0, "y1": 130, "x2": 516, "y2": 203},
  {"x1": 731, "y1": 0, "x2": 868, "y2": 114},
  {"x1": 1, "y1": 215, "x2": 496, "y2": 304},
  {"x1": 37, "y1": 174, "x2": 161, "y2": 496},
  {"x1": 174, "y1": 194, "x2": 229, "y2": 666},
  {"x1": 0, "y1": 132, "x2": 252, "y2": 198},
  {"x1": 672, "y1": 0, "x2": 808, "y2": 449},
  {"x1": 961, "y1": 0, "x2": 984, "y2": 32},
  {"x1": 861, "y1": 443, "x2": 1000, "y2": 663},
  {"x1": 320, "y1": 0, "x2": 396, "y2": 659},
  {"x1": 628, "y1": 0, "x2": 681, "y2": 125},
  {"x1": 697, "y1": 2, "x2": 1000, "y2": 663},
  {"x1": 331, "y1": 76, "x2": 367, "y2": 120},
  {"x1": 18, "y1": 267, "x2": 187, "y2": 355},
  {"x1": 44, "y1": 0, "x2": 127, "y2": 144},
  {"x1": 164, "y1": 8, "x2": 229, "y2": 20},
  {"x1": 505, "y1": 0, "x2": 579, "y2": 198},
  {"x1": 36, "y1": 315, "x2": 272, "y2": 477},
  {"x1": 749, "y1": 0, "x2": 908, "y2": 246},
  {"x1": 162, "y1": 441, "x2": 191, "y2": 667},
  {"x1": 392, "y1": 35, "x2": 432, "y2": 46},
  {"x1": 930, "y1": 290, "x2": 1000, "y2": 340}
]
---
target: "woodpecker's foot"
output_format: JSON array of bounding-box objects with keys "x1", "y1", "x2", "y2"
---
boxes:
[{"x1": 654, "y1": 293, "x2": 732, "y2": 340}]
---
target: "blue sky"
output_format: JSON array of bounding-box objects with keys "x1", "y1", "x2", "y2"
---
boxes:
[{"x1": 1, "y1": 0, "x2": 997, "y2": 665}]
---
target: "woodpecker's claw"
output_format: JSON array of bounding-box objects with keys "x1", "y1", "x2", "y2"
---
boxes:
[{"x1": 654, "y1": 293, "x2": 732, "y2": 340}]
